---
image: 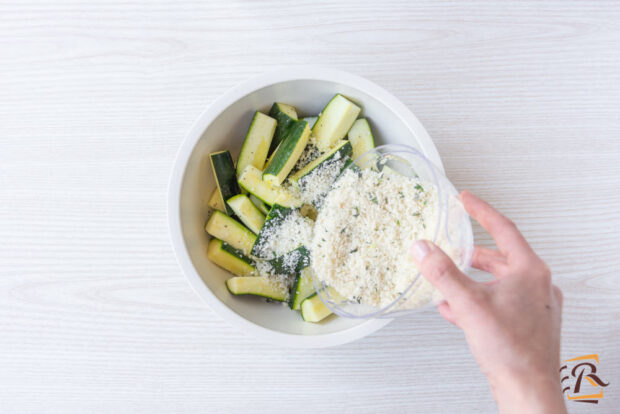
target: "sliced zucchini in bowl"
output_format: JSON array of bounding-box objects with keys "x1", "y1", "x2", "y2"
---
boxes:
[
  {"x1": 207, "y1": 239, "x2": 255, "y2": 276},
  {"x1": 249, "y1": 194, "x2": 270, "y2": 215},
  {"x1": 290, "y1": 140, "x2": 352, "y2": 183},
  {"x1": 269, "y1": 245, "x2": 310, "y2": 275},
  {"x1": 251, "y1": 204, "x2": 293, "y2": 258},
  {"x1": 210, "y1": 150, "x2": 240, "y2": 216},
  {"x1": 300, "y1": 287, "x2": 345, "y2": 322},
  {"x1": 238, "y1": 165, "x2": 301, "y2": 208},
  {"x1": 208, "y1": 188, "x2": 226, "y2": 212},
  {"x1": 347, "y1": 118, "x2": 375, "y2": 160},
  {"x1": 289, "y1": 266, "x2": 315, "y2": 310},
  {"x1": 236, "y1": 112, "x2": 277, "y2": 178},
  {"x1": 263, "y1": 120, "x2": 311, "y2": 185},
  {"x1": 205, "y1": 210, "x2": 257, "y2": 255},
  {"x1": 312, "y1": 94, "x2": 361, "y2": 151},
  {"x1": 226, "y1": 276, "x2": 288, "y2": 302},
  {"x1": 268, "y1": 102, "x2": 298, "y2": 154},
  {"x1": 226, "y1": 194, "x2": 266, "y2": 234}
]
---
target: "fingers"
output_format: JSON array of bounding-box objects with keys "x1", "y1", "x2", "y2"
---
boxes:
[
  {"x1": 411, "y1": 240, "x2": 479, "y2": 308},
  {"x1": 460, "y1": 191, "x2": 534, "y2": 260},
  {"x1": 472, "y1": 245, "x2": 508, "y2": 276},
  {"x1": 437, "y1": 302, "x2": 457, "y2": 326}
]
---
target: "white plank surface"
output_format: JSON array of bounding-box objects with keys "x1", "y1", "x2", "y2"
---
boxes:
[{"x1": 1, "y1": 1, "x2": 619, "y2": 413}]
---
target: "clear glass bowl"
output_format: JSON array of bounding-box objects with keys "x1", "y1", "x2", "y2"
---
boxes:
[{"x1": 311, "y1": 144, "x2": 474, "y2": 318}]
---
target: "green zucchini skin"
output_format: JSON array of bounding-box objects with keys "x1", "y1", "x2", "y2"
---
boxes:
[
  {"x1": 263, "y1": 120, "x2": 310, "y2": 185},
  {"x1": 207, "y1": 238, "x2": 256, "y2": 276},
  {"x1": 220, "y1": 241, "x2": 255, "y2": 265},
  {"x1": 237, "y1": 165, "x2": 301, "y2": 208},
  {"x1": 226, "y1": 276, "x2": 288, "y2": 302},
  {"x1": 289, "y1": 267, "x2": 315, "y2": 310},
  {"x1": 268, "y1": 246, "x2": 310, "y2": 275},
  {"x1": 209, "y1": 151, "x2": 240, "y2": 216},
  {"x1": 268, "y1": 102, "x2": 298, "y2": 155},
  {"x1": 291, "y1": 140, "x2": 353, "y2": 184},
  {"x1": 250, "y1": 204, "x2": 293, "y2": 258},
  {"x1": 251, "y1": 204, "x2": 310, "y2": 273}
]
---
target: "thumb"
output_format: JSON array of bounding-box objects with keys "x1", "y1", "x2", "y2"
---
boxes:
[{"x1": 410, "y1": 240, "x2": 477, "y2": 307}]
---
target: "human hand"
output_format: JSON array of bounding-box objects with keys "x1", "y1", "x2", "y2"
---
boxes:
[{"x1": 410, "y1": 191, "x2": 566, "y2": 414}]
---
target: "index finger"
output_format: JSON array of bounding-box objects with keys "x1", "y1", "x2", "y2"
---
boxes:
[{"x1": 460, "y1": 191, "x2": 534, "y2": 260}]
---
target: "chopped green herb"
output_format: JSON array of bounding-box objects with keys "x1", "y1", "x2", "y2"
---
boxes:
[
  {"x1": 350, "y1": 248, "x2": 358, "y2": 254},
  {"x1": 415, "y1": 184, "x2": 424, "y2": 192},
  {"x1": 370, "y1": 196, "x2": 378, "y2": 204},
  {"x1": 395, "y1": 219, "x2": 400, "y2": 226},
  {"x1": 352, "y1": 206, "x2": 359, "y2": 217},
  {"x1": 398, "y1": 191, "x2": 404, "y2": 198}
]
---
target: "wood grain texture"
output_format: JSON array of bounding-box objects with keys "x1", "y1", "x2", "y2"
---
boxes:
[{"x1": 1, "y1": 1, "x2": 619, "y2": 413}]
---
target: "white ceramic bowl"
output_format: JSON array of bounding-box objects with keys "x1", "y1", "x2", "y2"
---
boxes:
[{"x1": 168, "y1": 67, "x2": 444, "y2": 348}]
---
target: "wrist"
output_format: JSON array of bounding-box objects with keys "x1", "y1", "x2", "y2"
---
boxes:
[{"x1": 488, "y1": 369, "x2": 567, "y2": 414}]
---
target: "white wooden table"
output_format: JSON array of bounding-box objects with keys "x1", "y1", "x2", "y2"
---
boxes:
[{"x1": 1, "y1": 1, "x2": 619, "y2": 413}]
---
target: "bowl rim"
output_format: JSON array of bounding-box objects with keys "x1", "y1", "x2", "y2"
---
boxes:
[{"x1": 167, "y1": 66, "x2": 444, "y2": 348}]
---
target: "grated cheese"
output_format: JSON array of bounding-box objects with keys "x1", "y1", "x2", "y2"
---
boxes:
[
  {"x1": 296, "y1": 151, "x2": 348, "y2": 207},
  {"x1": 251, "y1": 209, "x2": 314, "y2": 259},
  {"x1": 253, "y1": 258, "x2": 294, "y2": 300},
  {"x1": 310, "y1": 168, "x2": 454, "y2": 309},
  {"x1": 293, "y1": 140, "x2": 322, "y2": 172}
]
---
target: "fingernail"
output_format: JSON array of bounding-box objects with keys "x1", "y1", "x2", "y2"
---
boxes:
[{"x1": 411, "y1": 240, "x2": 430, "y2": 263}]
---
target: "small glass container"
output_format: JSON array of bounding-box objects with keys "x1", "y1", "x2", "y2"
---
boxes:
[{"x1": 312, "y1": 144, "x2": 474, "y2": 318}]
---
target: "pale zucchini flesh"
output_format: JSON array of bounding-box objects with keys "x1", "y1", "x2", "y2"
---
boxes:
[
  {"x1": 312, "y1": 94, "x2": 361, "y2": 151},
  {"x1": 263, "y1": 120, "x2": 311, "y2": 185},
  {"x1": 226, "y1": 276, "x2": 288, "y2": 302},
  {"x1": 300, "y1": 287, "x2": 343, "y2": 322},
  {"x1": 207, "y1": 239, "x2": 255, "y2": 276},
  {"x1": 237, "y1": 112, "x2": 277, "y2": 178},
  {"x1": 250, "y1": 194, "x2": 270, "y2": 215},
  {"x1": 205, "y1": 210, "x2": 257, "y2": 255},
  {"x1": 238, "y1": 165, "x2": 301, "y2": 208},
  {"x1": 300, "y1": 292, "x2": 333, "y2": 322},
  {"x1": 208, "y1": 188, "x2": 226, "y2": 212},
  {"x1": 226, "y1": 194, "x2": 266, "y2": 234},
  {"x1": 347, "y1": 118, "x2": 375, "y2": 160},
  {"x1": 290, "y1": 267, "x2": 315, "y2": 310}
]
